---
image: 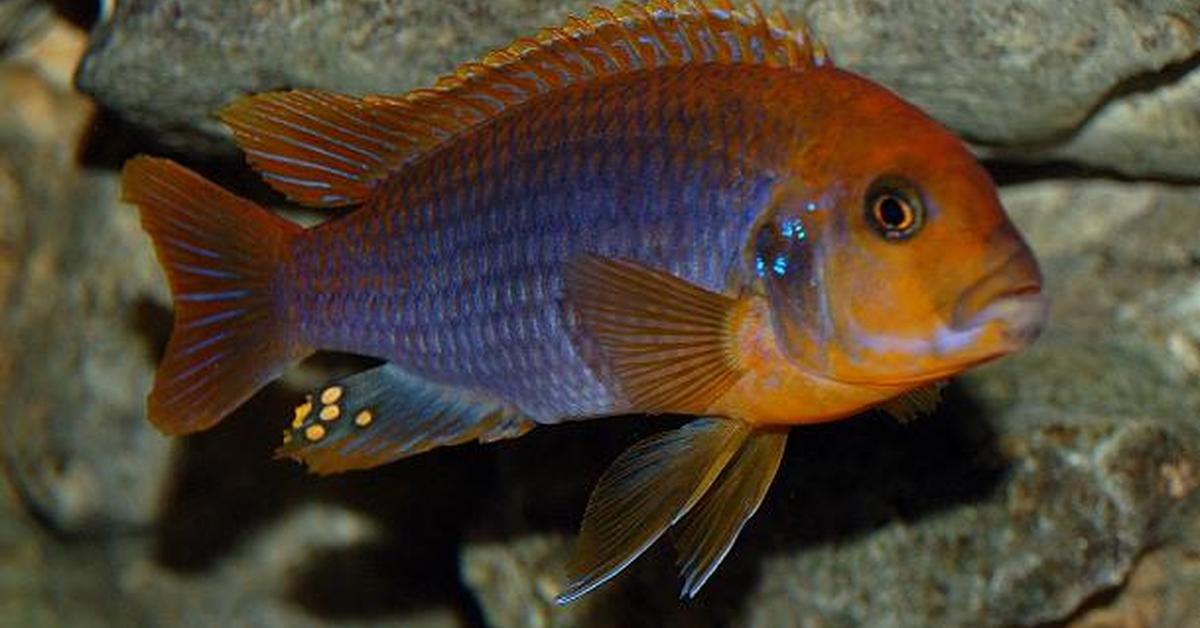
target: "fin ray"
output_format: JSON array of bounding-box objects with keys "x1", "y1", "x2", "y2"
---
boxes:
[
  {"x1": 556, "y1": 418, "x2": 749, "y2": 604},
  {"x1": 565, "y1": 255, "x2": 745, "y2": 414},
  {"x1": 122, "y1": 156, "x2": 309, "y2": 434},
  {"x1": 278, "y1": 363, "x2": 536, "y2": 474},
  {"x1": 221, "y1": 1, "x2": 828, "y2": 208},
  {"x1": 220, "y1": 90, "x2": 393, "y2": 207},
  {"x1": 879, "y1": 381, "x2": 946, "y2": 423},
  {"x1": 672, "y1": 428, "x2": 787, "y2": 597}
]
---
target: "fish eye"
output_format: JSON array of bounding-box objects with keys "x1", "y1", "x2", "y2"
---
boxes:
[{"x1": 865, "y1": 178, "x2": 924, "y2": 241}]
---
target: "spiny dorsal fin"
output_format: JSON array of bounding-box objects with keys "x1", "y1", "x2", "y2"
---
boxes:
[{"x1": 220, "y1": 1, "x2": 829, "y2": 207}]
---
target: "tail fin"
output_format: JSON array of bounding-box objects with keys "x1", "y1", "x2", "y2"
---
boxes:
[{"x1": 122, "y1": 156, "x2": 310, "y2": 435}]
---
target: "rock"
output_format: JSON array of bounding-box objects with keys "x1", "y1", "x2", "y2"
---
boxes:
[
  {"x1": 121, "y1": 503, "x2": 463, "y2": 628},
  {"x1": 1049, "y1": 63, "x2": 1200, "y2": 182},
  {"x1": 1003, "y1": 181, "x2": 1200, "y2": 383},
  {"x1": 744, "y1": 417, "x2": 1195, "y2": 628},
  {"x1": 461, "y1": 536, "x2": 582, "y2": 628},
  {"x1": 800, "y1": 0, "x2": 1200, "y2": 144},
  {"x1": 987, "y1": 61, "x2": 1200, "y2": 181},
  {"x1": 464, "y1": 420, "x2": 1199, "y2": 628},
  {"x1": 0, "y1": 483, "x2": 135, "y2": 627},
  {"x1": 75, "y1": 0, "x2": 589, "y2": 156},
  {"x1": 1065, "y1": 527, "x2": 1200, "y2": 628},
  {"x1": 0, "y1": 0, "x2": 50, "y2": 53},
  {"x1": 1, "y1": 477, "x2": 467, "y2": 627},
  {"x1": 0, "y1": 17, "x2": 172, "y2": 533},
  {"x1": 75, "y1": 0, "x2": 1200, "y2": 178}
]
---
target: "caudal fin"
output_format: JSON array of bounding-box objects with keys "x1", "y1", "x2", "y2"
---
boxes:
[{"x1": 122, "y1": 156, "x2": 310, "y2": 435}]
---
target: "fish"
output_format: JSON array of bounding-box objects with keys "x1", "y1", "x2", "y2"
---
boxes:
[{"x1": 120, "y1": 0, "x2": 1048, "y2": 602}]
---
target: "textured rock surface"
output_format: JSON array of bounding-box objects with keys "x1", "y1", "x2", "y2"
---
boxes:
[
  {"x1": 120, "y1": 503, "x2": 462, "y2": 628},
  {"x1": 75, "y1": 0, "x2": 1200, "y2": 178},
  {"x1": 0, "y1": 0, "x2": 50, "y2": 53},
  {"x1": 1039, "y1": 65, "x2": 1200, "y2": 180},
  {"x1": 76, "y1": 0, "x2": 588, "y2": 156},
  {"x1": 800, "y1": 0, "x2": 1200, "y2": 144},
  {"x1": 1065, "y1": 527, "x2": 1200, "y2": 628},
  {"x1": 0, "y1": 16, "x2": 170, "y2": 534}
]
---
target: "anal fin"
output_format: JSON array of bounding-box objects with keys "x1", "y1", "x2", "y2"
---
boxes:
[{"x1": 279, "y1": 363, "x2": 535, "y2": 474}]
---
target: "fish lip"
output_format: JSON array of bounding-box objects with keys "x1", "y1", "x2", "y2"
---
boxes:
[
  {"x1": 821, "y1": 291, "x2": 1049, "y2": 390},
  {"x1": 827, "y1": 344, "x2": 1019, "y2": 389},
  {"x1": 951, "y1": 244, "x2": 1045, "y2": 331},
  {"x1": 993, "y1": 283, "x2": 1042, "y2": 301},
  {"x1": 955, "y1": 290, "x2": 1049, "y2": 340}
]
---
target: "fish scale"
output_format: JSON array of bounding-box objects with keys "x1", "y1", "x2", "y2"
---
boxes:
[{"x1": 287, "y1": 68, "x2": 785, "y2": 420}]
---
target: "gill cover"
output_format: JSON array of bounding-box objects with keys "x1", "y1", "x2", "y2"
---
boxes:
[{"x1": 750, "y1": 186, "x2": 835, "y2": 375}]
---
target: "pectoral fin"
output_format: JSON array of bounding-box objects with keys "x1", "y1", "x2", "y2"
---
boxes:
[
  {"x1": 564, "y1": 255, "x2": 746, "y2": 414},
  {"x1": 672, "y1": 428, "x2": 788, "y2": 598},
  {"x1": 278, "y1": 363, "x2": 535, "y2": 474},
  {"x1": 878, "y1": 381, "x2": 946, "y2": 424},
  {"x1": 556, "y1": 417, "x2": 749, "y2": 604}
]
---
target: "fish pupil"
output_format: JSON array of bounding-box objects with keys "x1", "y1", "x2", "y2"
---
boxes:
[{"x1": 878, "y1": 196, "x2": 908, "y2": 228}]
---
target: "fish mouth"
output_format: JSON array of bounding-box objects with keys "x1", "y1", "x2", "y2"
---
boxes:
[
  {"x1": 950, "y1": 244, "x2": 1047, "y2": 342},
  {"x1": 951, "y1": 283, "x2": 1048, "y2": 347},
  {"x1": 841, "y1": 295, "x2": 1047, "y2": 389},
  {"x1": 825, "y1": 262, "x2": 1049, "y2": 390}
]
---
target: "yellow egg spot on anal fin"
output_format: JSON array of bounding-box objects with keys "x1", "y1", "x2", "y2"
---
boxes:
[
  {"x1": 304, "y1": 424, "x2": 326, "y2": 442},
  {"x1": 293, "y1": 397, "x2": 314, "y2": 429},
  {"x1": 320, "y1": 386, "x2": 343, "y2": 405},
  {"x1": 320, "y1": 404, "x2": 341, "y2": 421},
  {"x1": 280, "y1": 362, "x2": 537, "y2": 476}
]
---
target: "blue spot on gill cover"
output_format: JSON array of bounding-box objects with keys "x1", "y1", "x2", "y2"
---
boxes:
[
  {"x1": 772, "y1": 254, "x2": 788, "y2": 276},
  {"x1": 780, "y1": 217, "x2": 806, "y2": 241}
]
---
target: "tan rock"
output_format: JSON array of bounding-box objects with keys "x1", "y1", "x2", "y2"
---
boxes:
[{"x1": 0, "y1": 15, "x2": 170, "y2": 533}]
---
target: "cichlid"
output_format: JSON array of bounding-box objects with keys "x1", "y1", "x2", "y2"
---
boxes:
[{"x1": 121, "y1": 0, "x2": 1048, "y2": 602}]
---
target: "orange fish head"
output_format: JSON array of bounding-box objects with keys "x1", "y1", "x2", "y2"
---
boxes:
[{"x1": 755, "y1": 69, "x2": 1048, "y2": 388}]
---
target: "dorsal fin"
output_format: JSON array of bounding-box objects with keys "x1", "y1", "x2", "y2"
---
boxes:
[{"x1": 220, "y1": 1, "x2": 830, "y2": 207}]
